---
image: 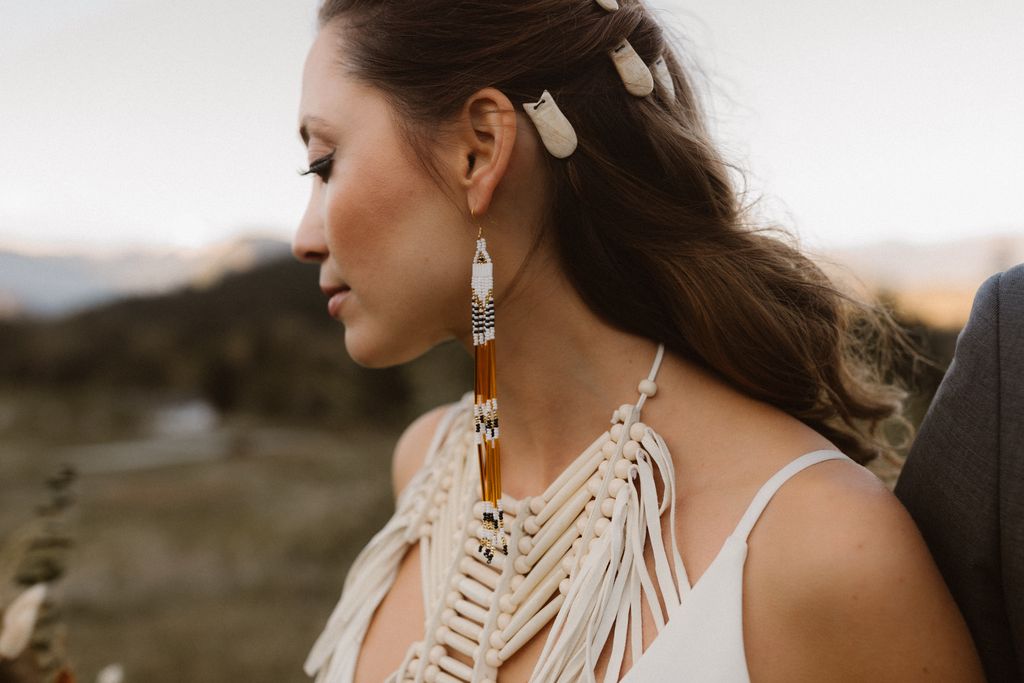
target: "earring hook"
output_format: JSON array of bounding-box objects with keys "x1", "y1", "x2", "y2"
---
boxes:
[
  {"x1": 470, "y1": 207, "x2": 481, "y2": 239},
  {"x1": 471, "y1": 207, "x2": 497, "y2": 240}
]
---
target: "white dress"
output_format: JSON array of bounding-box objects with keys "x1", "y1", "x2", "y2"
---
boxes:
[{"x1": 304, "y1": 344, "x2": 852, "y2": 682}]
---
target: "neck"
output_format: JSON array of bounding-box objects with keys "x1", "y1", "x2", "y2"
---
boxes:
[{"x1": 458, "y1": 264, "x2": 668, "y2": 501}]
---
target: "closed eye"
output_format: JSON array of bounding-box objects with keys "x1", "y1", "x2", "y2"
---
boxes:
[{"x1": 299, "y1": 151, "x2": 335, "y2": 182}]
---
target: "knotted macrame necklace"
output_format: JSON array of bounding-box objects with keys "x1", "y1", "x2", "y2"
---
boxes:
[{"x1": 304, "y1": 342, "x2": 692, "y2": 683}]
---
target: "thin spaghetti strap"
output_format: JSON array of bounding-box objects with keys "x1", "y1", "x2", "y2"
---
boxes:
[{"x1": 731, "y1": 449, "x2": 851, "y2": 543}]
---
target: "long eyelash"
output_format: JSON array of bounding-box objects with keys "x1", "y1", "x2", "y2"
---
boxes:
[{"x1": 298, "y1": 151, "x2": 335, "y2": 177}]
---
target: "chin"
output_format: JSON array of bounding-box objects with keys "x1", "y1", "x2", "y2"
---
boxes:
[{"x1": 343, "y1": 325, "x2": 436, "y2": 369}]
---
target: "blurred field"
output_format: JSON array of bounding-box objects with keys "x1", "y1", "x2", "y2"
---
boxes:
[{"x1": 1, "y1": 389, "x2": 397, "y2": 682}]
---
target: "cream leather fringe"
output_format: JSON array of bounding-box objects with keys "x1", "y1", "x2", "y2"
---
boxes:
[{"x1": 305, "y1": 345, "x2": 687, "y2": 683}]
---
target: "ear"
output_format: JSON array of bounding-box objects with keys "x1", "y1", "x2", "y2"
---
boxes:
[{"x1": 454, "y1": 87, "x2": 517, "y2": 217}]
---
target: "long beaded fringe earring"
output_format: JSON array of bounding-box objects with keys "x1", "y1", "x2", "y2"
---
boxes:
[{"x1": 470, "y1": 209, "x2": 508, "y2": 565}]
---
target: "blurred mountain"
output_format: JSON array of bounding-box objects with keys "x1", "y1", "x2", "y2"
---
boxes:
[
  {"x1": 0, "y1": 234, "x2": 291, "y2": 319},
  {"x1": 0, "y1": 253, "x2": 473, "y2": 430},
  {"x1": 813, "y1": 231, "x2": 1024, "y2": 329},
  {"x1": 4, "y1": 230, "x2": 1021, "y2": 328}
]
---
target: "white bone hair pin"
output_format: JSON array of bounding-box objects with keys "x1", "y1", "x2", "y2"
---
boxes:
[
  {"x1": 522, "y1": 90, "x2": 578, "y2": 159},
  {"x1": 652, "y1": 55, "x2": 676, "y2": 100},
  {"x1": 609, "y1": 38, "x2": 655, "y2": 97},
  {"x1": 594, "y1": 0, "x2": 619, "y2": 10}
]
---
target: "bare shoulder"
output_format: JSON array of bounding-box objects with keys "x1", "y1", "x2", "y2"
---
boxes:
[
  {"x1": 391, "y1": 402, "x2": 457, "y2": 500},
  {"x1": 745, "y1": 457, "x2": 986, "y2": 682}
]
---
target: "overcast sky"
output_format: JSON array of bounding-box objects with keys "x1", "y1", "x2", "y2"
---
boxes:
[{"x1": 1, "y1": 0, "x2": 1021, "y2": 254}]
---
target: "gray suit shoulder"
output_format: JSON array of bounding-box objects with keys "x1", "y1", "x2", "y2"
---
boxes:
[
  {"x1": 996, "y1": 264, "x2": 1024, "y2": 681},
  {"x1": 998, "y1": 262, "x2": 1024, "y2": 338},
  {"x1": 894, "y1": 261, "x2": 1024, "y2": 683},
  {"x1": 1000, "y1": 260, "x2": 1024, "y2": 291},
  {"x1": 902, "y1": 267, "x2": 1002, "y2": 472}
]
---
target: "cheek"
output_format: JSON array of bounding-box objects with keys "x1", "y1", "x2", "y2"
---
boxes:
[
  {"x1": 322, "y1": 147, "x2": 463, "y2": 315},
  {"x1": 322, "y1": 157, "x2": 405, "y2": 272}
]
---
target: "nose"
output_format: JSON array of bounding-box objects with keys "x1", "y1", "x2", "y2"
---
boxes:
[{"x1": 292, "y1": 199, "x2": 328, "y2": 264}]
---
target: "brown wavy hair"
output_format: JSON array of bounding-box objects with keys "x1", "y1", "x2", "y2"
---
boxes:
[{"x1": 315, "y1": 0, "x2": 922, "y2": 465}]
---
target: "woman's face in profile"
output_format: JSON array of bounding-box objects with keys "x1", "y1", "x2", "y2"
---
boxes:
[{"x1": 293, "y1": 24, "x2": 468, "y2": 368}]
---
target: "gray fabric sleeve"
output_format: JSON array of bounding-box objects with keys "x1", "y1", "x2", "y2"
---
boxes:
[
  {"x1": 894, "y1": 267, "x2": 1020, "y2": 682},
  {"x1": 997, "y1": 264, "x2": 1024, "y2": 678}
]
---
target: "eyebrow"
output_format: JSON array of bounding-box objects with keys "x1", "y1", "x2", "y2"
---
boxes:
[{"x1": 299, "y1": 115, "x2": 332, "y2": 146}]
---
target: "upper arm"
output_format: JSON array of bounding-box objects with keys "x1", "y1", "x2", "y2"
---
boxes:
[
  {"x1": 391, "y1": 403, "x2": 454, "y2": 501},
  {"x1": 768, "y1": 466, "x2": 986, "y2": 682}
]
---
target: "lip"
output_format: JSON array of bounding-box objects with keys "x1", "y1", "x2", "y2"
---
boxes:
[
  {"x1": 326, "y1": 287, "x2": 351, "y2": 318},
  {"x1": 320, "y1": 282, "x2": 349, "y2": 297}
]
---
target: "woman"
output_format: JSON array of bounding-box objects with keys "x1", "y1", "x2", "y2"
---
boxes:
[{"x1": 292, "y1": 0, "x2": 985, "y2": 681}]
